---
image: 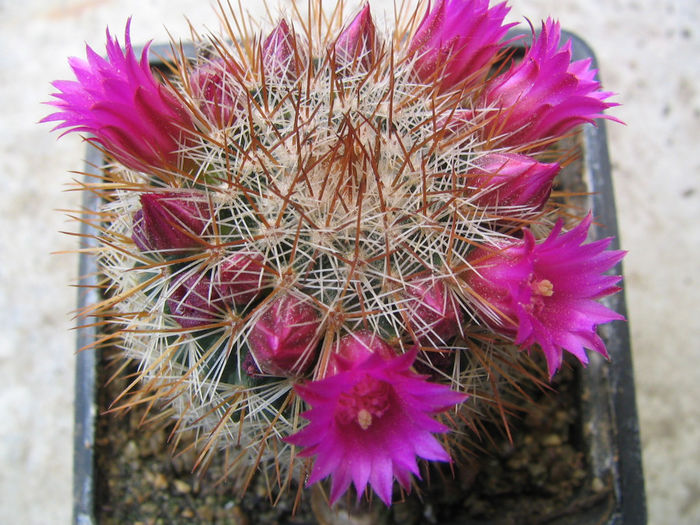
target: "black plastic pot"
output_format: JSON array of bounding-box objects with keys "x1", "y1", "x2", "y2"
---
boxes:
[{"x1": 72, "y1": 32, "x2": 646, "y2": 525}]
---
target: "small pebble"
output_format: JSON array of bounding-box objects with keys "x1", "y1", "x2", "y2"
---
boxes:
[
  {"x1": 153, "y1": 472, "x2": 168, "y2": 490},
  {"x1": 173, "y1": 479, "x2": 192, "y2": 494},
  {"x1": 591, "y1": 477, "x2": 605, "y2": 492},
  {"x1": 542, "y1": 434, "x2": 562, "y2": 447}
]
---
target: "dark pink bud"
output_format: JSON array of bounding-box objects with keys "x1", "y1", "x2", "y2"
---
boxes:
[
  {"x1": 469, "y1": 153, "x2": 560, "y2": 211},
  {"x1": 262, "y1": 19, "x2": 299, "y2": 81},
  {"x1": 167, "y1": 273, "x2": 224, "y2": 328},
  {"x1": 326, "y1": 330, "x2": 396, "y2": 376},
  {"x1": 248, "y1": 295, "x2": 320, "y2": 376},
  {"x1": 404, "y1": 279, "x2": 464, "y2": 345},
  {"x1": 334, "y1": 5, "x2": 377, "y2": 73},
  {"x1": 189, "y1": 59, "x2": 243, "y2": 127},
  {"x1": 217, "y1": 251, "x2": 269, "y2": 306},
  {"x1": 134, "y1": 192, "x2": 210, "y2": 253}
]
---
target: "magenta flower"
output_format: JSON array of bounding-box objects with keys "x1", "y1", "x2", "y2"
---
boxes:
[
  {"x1": 484, "y1": 19, "x2": 619, "y2": 147},
  {"x1": 262, "y1": 19, "x2": 300, "y2": 82},
  {"x1": 407, "y1": 0, "x2": 514, "y2": 93},
  {"x1": 464, "y1": 214, "x2": 625, "y2": 377},
  {"x1": 42, "y1": 20, "x2": 194, "y2": 172},
  {"x1": 469, "y1": 153, "x2": 560, "y2": 211},
  {"x1": 287, "y1": 349, "x2": 467, "y2": 505},
  {"x1": 334, "y1": 5, "x2": 377, "y2": 73},
  {"x1": 189, "y1": 59, "x2": 243, "y2": 127},
  {"x1": 167, "y1": 273, "x2": 225, "y2": 328},
  {"x1": 216, "y1": 251, "x2": 269, "y2": 306},
  {"x1": 132, "y1": 192, "x2": 211, "y2": 253},
  {"x1": 248, "y1": 295, "x2": 320, "y2": 376},
  {"x1": 404, "y1": 278, "x2": 465, "y2": 345}
]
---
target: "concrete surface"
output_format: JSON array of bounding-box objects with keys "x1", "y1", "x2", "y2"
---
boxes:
[{"x1": 1, "y1": 0, "x2": 697, "y2": 523}]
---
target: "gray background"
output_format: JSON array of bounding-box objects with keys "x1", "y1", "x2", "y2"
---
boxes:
[{"x1": 1, "y1": 0, "x2": 698, "y2": 523}]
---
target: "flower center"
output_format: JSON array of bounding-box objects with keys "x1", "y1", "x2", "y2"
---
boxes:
[
  {"x1": 336, "y1": 375, "x2": 392, "y2": 430},
  {"x1": 532, "y1": 278, "x2": 554, "y2": 297},
  {"x1": 524, "y1": 277, "x2": 554, "y2": 314}
]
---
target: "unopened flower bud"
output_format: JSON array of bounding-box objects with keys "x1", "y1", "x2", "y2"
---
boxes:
[
  {"x1": 133, "y1": 192, "x2": 210, "y2": 253},
  {"x1": 189, "y1": 59, "x2": 243, "y2": 127},
  {"x1": 469, "y1": 153, "x2": 560, "y2": 211},
  {"x1": 404, "y1": 279, "x2": 464, "y2": 345},
  {"x1": 167, "y1": 273, "x2": 224, "y2": 328},
  {"x1": 326, "y1": 330, "x2": 396, "y2": 376},
  {"x1": 334, "y1": 5, "x2": 377, "y2": 73},
  {"x1": 262, "y1": 19, "x2": 299, "y2": 82},
  {"x1": 217, "y1": 251, "x2": 269, "y2": 306},
  {"x1": 248, "y1": 295, "x2": 320, "y2": 376}
]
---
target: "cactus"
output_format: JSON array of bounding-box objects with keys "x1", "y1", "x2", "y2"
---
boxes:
[{"x1": 45, "y1": 0, "x2": 624, "y2": 508}]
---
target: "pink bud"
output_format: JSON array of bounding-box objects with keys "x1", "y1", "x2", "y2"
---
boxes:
[
  {"x1": 404, "y1": 279, "x2": 464, "y2": 345},
  {"x1": 326, "y1": 330, "x2": 396, "y2": 376},
  {"x1": 248, "y1": 295, "x2": 320, "y2": 376},
  {"x1": 189, "y1": 59, "x2": 243, "y2": 127},
  {"x1": 133, "y1": 193, "x2": 210, "y2": 253},
  {"x1": 167, "y1": 273, "x2": 224, "y2": 328},
  {"x1": 262, "y1": 19, "x2": 299, "y2": 81},
  {"x1": 469, "y1": 153, "x2": 560, "y2": 211},
  {"x1": 334, "y1": 5, "x2": 377, "y2": 73},
  {"x1": 217, "y1": 251, "x2": 269, "y2": 306}
]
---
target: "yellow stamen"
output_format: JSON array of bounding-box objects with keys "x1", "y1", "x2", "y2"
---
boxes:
[
  {"x1": 357, "y1": 409, "x2": 372, "y2": 430},
  {"x1": 534, "y1": 279, "x2": 554, "y2": 297}
]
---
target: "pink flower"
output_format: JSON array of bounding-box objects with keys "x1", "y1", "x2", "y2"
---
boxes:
[
  {"x1": 464, "y1": 214, "x2": 625, "y2": 377},
  {"x1": 404, "y1": 278, "x2": 465, "y2": 345},
  {"x1": 189, "y1": 58, "x2": 243, "y2": 127},
  {"x1": 216, "y1": 251, "x2": 269, "y2": 306},
  {"x1": 334, "y1": 5, "x2": 377, "y2": 73},
  {"x1": 484, "y1": 19, "x2": 619, "y2": 147},
  {"x1": 132, "y1": 192, "x2": 211, "y2": 253},
  {"x1": 167, "y1": 273, "x2": 225, "y2": 328},
  {"x1": 262, "y1": 19, "x2": 300, "y2": 82},
  {"x1": 287, "y1": 349, "x2": 466, "y2": 505},
  {"x1": 469, "y1": 153, "x2": 560, "y2": 211},
  {"x1": 248, "y1": 295, "x2": 320, "y2": 376},
  {"x1": 42, "y1": 19, "x2": 194, "y2": 172},
  {"x1": 407, "y1": 0, "x2": 514, "y2": 93}
]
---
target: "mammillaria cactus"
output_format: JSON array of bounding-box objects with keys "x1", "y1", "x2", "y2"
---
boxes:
[{"x1": 45, "y1": 0, "x2": 624, "y2": 510}]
